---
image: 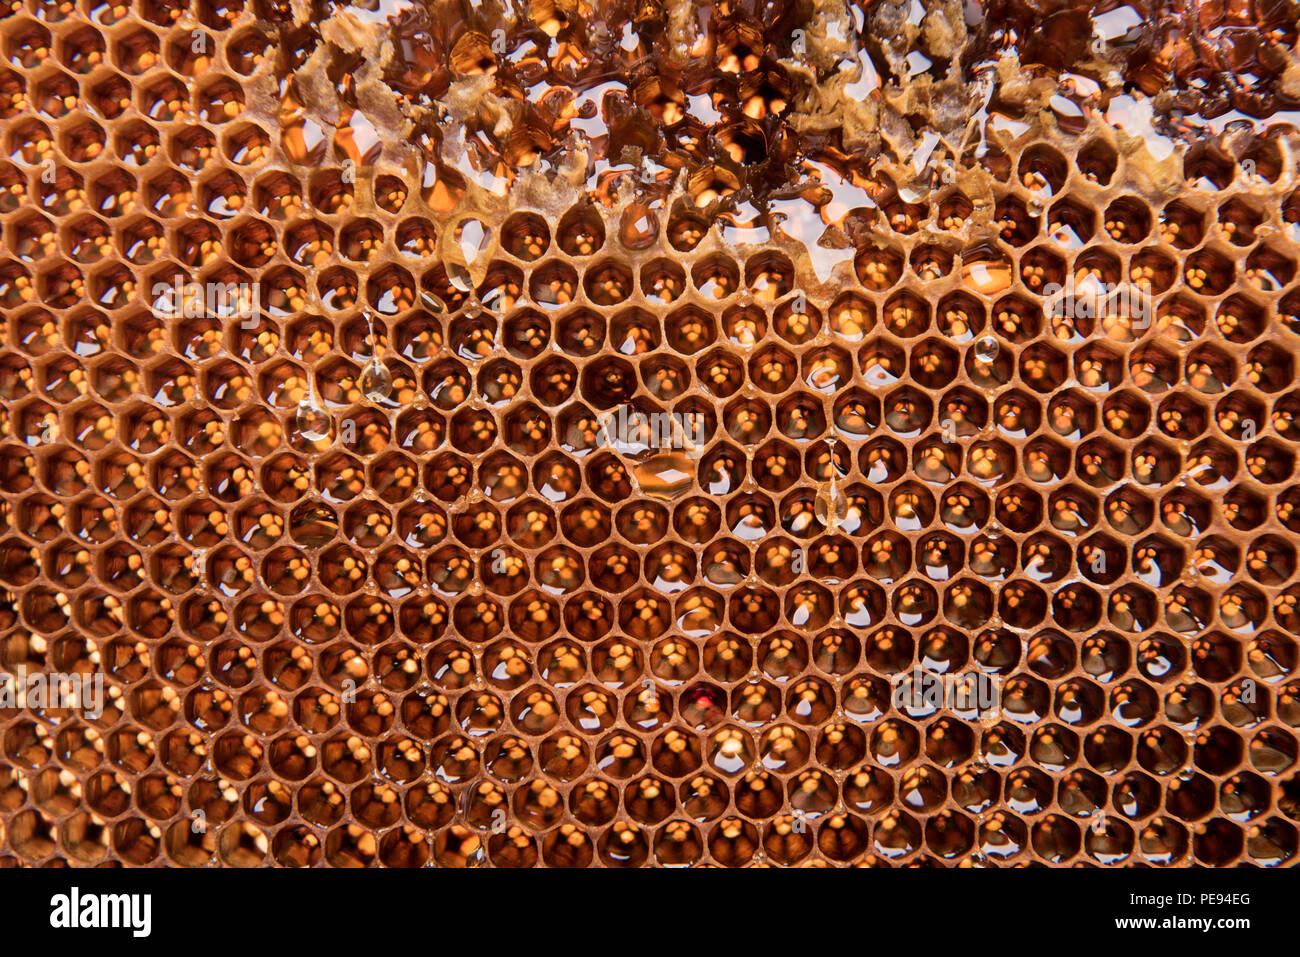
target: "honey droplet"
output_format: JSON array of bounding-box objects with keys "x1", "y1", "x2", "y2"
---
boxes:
[
  {"x1": 975, "y1": 335, "x2": 1000, "y2": 363},
  {"x1": 633, "y1": 451, "x2": 695, "y2": 501},
  {"x1": 295, "y1": 395, "x2": 331, "y2": 442},
  {"x1": 815, "y1": 473, "x2": 849, "y2": 532},
  {"x1": 359, "y1": 357, "x2": 392, "y2": 403},
  {"x1": 447, "y1": 262, "x2": 474, "y2": 292}
]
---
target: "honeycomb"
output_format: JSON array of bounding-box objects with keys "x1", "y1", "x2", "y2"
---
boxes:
[{"x1": 1, "y1": 0, "x2": 1300, "y2": 867}]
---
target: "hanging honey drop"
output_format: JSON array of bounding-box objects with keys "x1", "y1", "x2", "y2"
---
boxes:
[
  {"x1": 359, "y1": 356, "x2": 392, "y2": 402},
  {"x1": 815, "y1": 470, "x2": 849, "y2": 532},
  {"x1": 975, "y1": 335, "x2": 1000, "y2": 363},
  {"x1": 359, "y1": 312, "x2": 392, "y2": 403},
  {"x1": 447, "y1": 261, "x2": 474, "y2": 292},
  {"x1": 295, "y1": 391, "x2": 331, "y2": 442}
]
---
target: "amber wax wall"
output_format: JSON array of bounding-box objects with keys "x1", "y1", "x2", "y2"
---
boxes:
[{"x1": 0, "y1": 0, "x2": 1298, "y2": 868}]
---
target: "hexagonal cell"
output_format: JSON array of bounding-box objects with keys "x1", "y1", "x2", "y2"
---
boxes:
[
  {"x1": 1076, "y1": 138, "x2": 1117, "y2": 184},
  {"x1": 881, "y1": 190, "x2": 926, "y2": 234},
  {"x1": 165, "y1": 30, "x2": 213, "y2": 75},
  {"x1": 195, "y1": 75, "x2": 244, "y2": 123},
  {"x1": 87, "y1": 71, "x2": 131, "y2": 119},
  {"x1": 1018, "y1": 143, "x2": 1069, "y2": 198},
  {"x1": 35, "y1": 164, "x2": 83, "y2": 215},
  {"x1": 59, "y1": 116, "x2": 105, "y2": 162},
  {"x1": 56, "y1": 24, "x2": 105, "y2": 74},
  {"x1": 1128, "y1": 342, "x2": 1177, "y2": 394},
  {"x1": 31, "y1": 69, "x2": 77, "y2": 119},
  {"x1": 61, "y1": 213, "x2": 112, "y2": 264},
  {"x1": 910, "y1": 242, "x2": 955, "y2": 281},
  {"x1": 1246, "y1": 342, "x2": 1295, "y2": 393},
  {"x1": 556, "y1": 204, "x2": 605, "y2": 256},
  {"x1": 1244, "y1": 243, "x2": 1295, "y2": 292},
  {"x1": 8, "y1": 209, "x2": 55, "y2": 262},
  {"x1": 6, "y1": 115, "x2": 54, "y2": 164},
  {"x1": 1019, "y1": 245, "x2": 1066, "y2": 293},
  {"x1": 995, "y1": 195, "x2": 1040, "y2": 246},
  {"x1": 1185, "y1": 142, "x2": 1236, "y2": 191},
  {"x1": 853, "y1": 244, "x2": 903, "y2": 290},
  {"x1": 5, "y1": 20, "x2": 52, "y2": 70},
  {"x1": 937, "y1": 191, "x2": 973, "y2": 230},
  {"x1": 1217, "y1": 197, "x2": 1263, "y2": 247},
  {"x1": 222, "y1": 121, "x2": 271, "y2": 165},
  {"x1": 498, "y1": 210, "x2": 548, "y2": 260},
  {"x1": 882, "y1": 289, "x2": 930, "y2": 338}
]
